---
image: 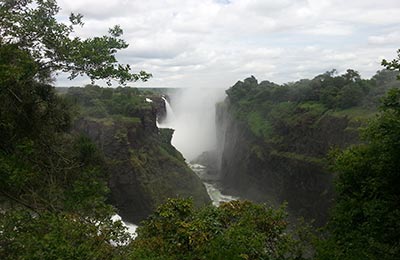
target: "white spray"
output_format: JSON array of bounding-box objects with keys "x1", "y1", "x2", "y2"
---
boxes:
[
  {"x1": 159, "y1": 88, "x2": 238, "y2": 206},
  {"x1": 161, "y1": 96, "x2": 176, "y2": 125},
  {"x1": 159, "y1": 88, "x2": 226, "y2": 161}
]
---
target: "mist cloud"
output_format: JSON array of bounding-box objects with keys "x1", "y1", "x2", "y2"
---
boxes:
[{"x1": 159, "y1": 88, "x2": 226, "y2": 161}]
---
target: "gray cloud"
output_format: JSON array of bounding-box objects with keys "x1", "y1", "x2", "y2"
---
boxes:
[{"x1": 55, "y1": 0, "x2": 400, "y2": 88}]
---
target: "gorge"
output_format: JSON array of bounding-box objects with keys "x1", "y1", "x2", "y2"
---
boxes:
[
  {"x1": 69, "y1": 68, "x2": 399, "y2": 227},
  {"x1": 149, "y1": 69, "x2": 400, "y2": 227},
  {"x1": 2, "y1": 70, "x2": 399, "y2": 259},
  {"x1": 2, "y1": 2, "x2": 399, "y2": 257}
]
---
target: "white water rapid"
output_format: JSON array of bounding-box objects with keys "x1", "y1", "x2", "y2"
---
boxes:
[
  {"x1": 111, "y1": 214, "x2": 138, "y2": 239},
  {"x1": 190, "y1": 164, "x2": 238, "y2": 206}
]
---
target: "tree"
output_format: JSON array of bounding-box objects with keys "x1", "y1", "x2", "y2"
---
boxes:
[
  {"x1": 337, "y1": 83, "x2": 364, "y2": 109},
  {"x1": 382, "y1": 49, "x2": 400, "y2": 79},
  {"x1": 317, "y1": 89, "x2": 400, "y2": 259},
  {"x1": 0, "y1": 210, "x2": 129, "y2": 260},
  {"x1": 128, "y1": 198, "x2": 312, "y2": 260},
  {"x1": 342, "y1": 69, "x2": 361, "y2": 83},
  {"x1": 0, "y1": 0, "x2": 151, "y2": 85},
  {"x1": 0, "y1": 0, "x2": 146, "y2": 257}
]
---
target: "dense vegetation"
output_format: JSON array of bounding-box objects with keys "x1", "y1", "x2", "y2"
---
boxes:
[
  {"x1": 127, "y1": 199, "x2": 311, "y2": 260},
  {"x1": 65, "y1": 85, "x2": 152, "y2": 119},
  {"x1": 64, "y1": 84, "x2": 210, "y2": 223},
  {"x1": 317, "y1": 88, "x2": 400, "y2": 259},
  {"x1": 0, "y1": 0, "x2": 142, "y2": 258},
  {"x1": 226, "y1": 69, "x2": 399, "y2": 151},
  {"x1": 0, "y1": 1, "x2": 303, "y2": 259},
  {"x1": 1, "y1": 0, "x2": 400, "y2": 259},
  {"x1": 223, "y1": 67, "x2": 400, "y2": 259},
  {"x1": 217, "y1": 69, "x2": 399, "y2": 228}
]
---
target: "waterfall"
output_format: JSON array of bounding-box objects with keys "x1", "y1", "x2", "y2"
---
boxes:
[
  {"x1": 159, "y1": 88, "x2": 226, "y2": 161},
  {"x1": 159, "y1": 89, "x2": 238, "y2": 206},
  {"x1": 161, "y1": 96, "x2": 175, "y2": 126}
]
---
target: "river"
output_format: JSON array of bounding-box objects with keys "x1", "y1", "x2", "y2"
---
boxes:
[
  {"x1": 115, "y1": 163, "x2": 237, "y2": 239},
  {"x1": 119, "y1": 89, "x2": 236, "y2": 238},
  {"x1": 189, "y1": 163, "x2": 238, "y2": 206}
]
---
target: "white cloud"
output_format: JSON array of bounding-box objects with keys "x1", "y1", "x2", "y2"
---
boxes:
[
  {"x1": 55, "y1": 0, "x2": 400, "y2": 88},
  {"x1": 369, "y1": 32, "x2": 400, "y2": 45}
]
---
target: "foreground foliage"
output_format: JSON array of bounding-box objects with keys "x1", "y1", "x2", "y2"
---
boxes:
[
  {"x1": 0, "y1": 210, "x2": 129, "y2": 260},
  {"x1": 0, "y1": 0, "x2": 151, "y2": 84},
  {"x1": 128, "y1": 198, "x2": 311, "y2": 260},
  {"x1": 317, "y1": 88, "x2": 400, "y2": 260},
  {"x1": 382, "y1": 49, "x2": 400, "y2": 79},
  {"x1": 0, "y1": 0, "x2": 146, "y2": 258}
]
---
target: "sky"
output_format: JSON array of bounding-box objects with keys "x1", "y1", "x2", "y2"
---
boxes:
[{"x1": 56, "y1": 0, "x2": 400, "y2": 88}]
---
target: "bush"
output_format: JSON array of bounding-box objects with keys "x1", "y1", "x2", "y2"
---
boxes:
[{"x1": 128, "y1": 198, "x2": 312, "y2": 260}]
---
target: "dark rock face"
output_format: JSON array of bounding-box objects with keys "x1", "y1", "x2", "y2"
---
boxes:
[
  {"x1": 191, "y1": 150, "x2": 219, "y2": 176},
  {"x1": 215, "y1": 102, "x2": 359, "y2": 226},
  {"x1": 74, "y1": 110, "x2": 210, "y2": 223},
  {"x1": 75, "y1": 118, "x2": 152, "y2": 222},
  {"x1": 149, "y1": 95, "x2": 167, "y2": 123}
]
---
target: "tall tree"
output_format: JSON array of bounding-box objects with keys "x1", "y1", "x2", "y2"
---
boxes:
[
  {"x1": 382, "y1": 49, "x2": 400, "y2": 79},
  {"x1": 318, "y1": 89, "x2": 400, "y2": 260},
  {"x1": 0, "y1": 0, "x2": 151, "y2": 84},
  {"x1": 0, "y1": 0, "x2": 148, "y2": 258}
]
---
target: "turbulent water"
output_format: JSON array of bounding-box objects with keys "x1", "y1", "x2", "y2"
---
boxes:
[
  {"x1": 113, "y1": 163, "x2": 236, "y2": 239},
  {"x1": 111, "y1": 214, "x2": 138, "y2": 238},
  {"x1": 189, "y1": 163, "x2": 238, "y2": 206}
]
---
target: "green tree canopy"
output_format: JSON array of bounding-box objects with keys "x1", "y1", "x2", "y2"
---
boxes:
[
  {"x1": 317, "y1": 88, "x2": 400, "y2": 259},
  {"x1": 0, "y1": 0, "x2": 151, "y2": 85},
  {"x1": 128, "y1": 198, "x2": 312, "y2": 260},
  {"x1": 382, "y1": 49, "x2": 400, "y2": 79},
  {"x1": 0, "y1": 0, "x2": 149, "y2": 257}
]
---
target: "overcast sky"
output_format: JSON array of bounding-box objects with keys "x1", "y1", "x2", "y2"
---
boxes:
[{"x1": 56, "y1": 0, "x2": 400, "y2": 88}]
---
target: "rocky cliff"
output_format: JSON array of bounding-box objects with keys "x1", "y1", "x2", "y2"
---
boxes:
[
  {"x1": 214, "y1": 74, "x2": 375, "y2": 226},
  {"x1": 216, "y1": 102, "x2": 361, "y2": 225},
  {"x1": 69, "y1": 86, "x2": 210, "y2": 223}
]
